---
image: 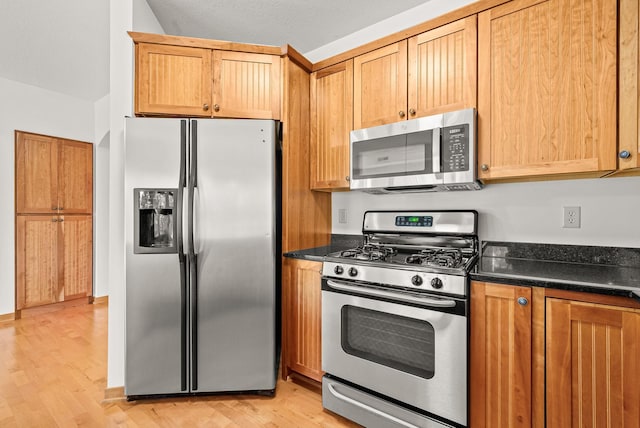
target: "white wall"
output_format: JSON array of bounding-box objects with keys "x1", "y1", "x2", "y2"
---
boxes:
[
  {"x1": 107, "y1": 0, "x2": 164, "y2": 388},
  {"x1": 94, "y1": 94, "x2": 110, "y2": 298},
  {"x1": 0, "y1": 76, "x2": 95, "y2": 316},
  {"x1": 333, "y1": 177, "x2": 640, "y2": 247}
]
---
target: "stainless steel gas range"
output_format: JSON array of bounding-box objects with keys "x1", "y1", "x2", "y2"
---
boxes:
[{"x1": 321, "y1": 210, "x2": 478, "y2": 428}]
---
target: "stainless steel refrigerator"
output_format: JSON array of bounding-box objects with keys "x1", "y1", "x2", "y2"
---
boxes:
[{"x1": 124, "y1": 117, "x2": 279, "y2": 397}]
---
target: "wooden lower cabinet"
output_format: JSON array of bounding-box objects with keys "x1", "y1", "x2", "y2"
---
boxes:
[
  {"x1": 471, "y1": 281, "x2": 640, "y2": 427},
  {"x1": 470, "y1": 281, "x2": 533, "y2": 427},
  {"x1": 16, "y1": 215, "x2": 92, "y2": 310},
  {"x1": 282, "y1": 258, "x2": 323, "y2": 382},
  {"x1": 546, "y1": 298, "x2": 640, "y2": 427}
]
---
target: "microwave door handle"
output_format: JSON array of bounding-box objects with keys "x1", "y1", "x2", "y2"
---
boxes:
[{"x1": 432, "y1": 127, "x2": 441, "y2": 173}]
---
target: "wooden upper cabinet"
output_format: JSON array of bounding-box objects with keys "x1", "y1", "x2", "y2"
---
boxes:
[
  {"x1": 546, "y1": 298, "x2": 640, "y2": 427},
  {"x1": 213, "y1": 51, "x2": 281, "y2": 120},
  {"x1": 408, "y1": 16, "x2": 477, "y2": 118},
  {"x1": 470, "y1": 281, "x2": 532, "y2": 428},
  {"x1": 58, "y1": 141, "x2": 93, "y2": 214},
  {"x1": 477, "y1": 0, "x2": 618, "y2": 181},
  {"x1": 310, "y1": 60, "x2": 353, "y2": 190},
  {"x1": 135, "y1": 43, "x2": 212, "y2": 117},
  {"x1": 354, "y1": 41, "x2": 407, "y2": 129},
  {"x1": 617, "y1": 0, "x2": 640, "y2": 176},
  {"x1": 16, "y1": 132, "x2": 93, "y2": 215},
  {"x1": 15, "y1": 132, "x2": 58, "y2": 214}
]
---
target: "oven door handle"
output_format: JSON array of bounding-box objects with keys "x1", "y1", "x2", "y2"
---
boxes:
[
  {"x1": 326, "y1": 280, "x2": 457, "y2": 308},
  {"x1": 326, "y1": 383, "x2": 421, "y2": 428}
]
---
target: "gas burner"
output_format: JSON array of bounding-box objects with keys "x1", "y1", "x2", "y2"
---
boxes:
[
  {"x1": 404, "y1": 248, "x2": 464, "y2": 268},
  {"x1": 340, "y1": 244, "x2": 397, "y2": 262}
]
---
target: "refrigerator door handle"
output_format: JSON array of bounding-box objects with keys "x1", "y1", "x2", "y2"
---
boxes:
[
  {"x1": 177, "y1": 119, "x2": 188, "y2": 391},
  {"x1": 188, "y1": 120, "x2": 199, "y2": 391}
]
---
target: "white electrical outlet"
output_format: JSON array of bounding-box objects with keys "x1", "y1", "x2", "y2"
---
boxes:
[
  {"x1": 563, "y1": 206, "x2": 581, "y2": 228},
  {"x1": 338, "y1": 209, "x2": 348, "y2": 224}
]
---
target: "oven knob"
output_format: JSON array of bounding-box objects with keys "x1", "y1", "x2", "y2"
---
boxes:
[
  {"x1": 348, "y1": 267, "x2": 358, "y2": 277},
  {"x1": 411, "y1": 275, "x2": 423, "y2": 286},
  {"x1": 334, "y1": 265, "x2": 344, "y2": 275},
  {"x1": 431, "y1": 277, "x2": 443, "y2": 289}
]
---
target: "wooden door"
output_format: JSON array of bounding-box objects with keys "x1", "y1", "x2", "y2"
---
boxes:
[
  {"x1": 470, "y1": 281, "x2": 532, "y2": 427},
  {"x1": 282, "y1": 258, "x2": 323, "y2": 382},
  {"x1": 310, "y1": 60, "x2": 353, "y2": 190},
  {"x1": 477, "y1": 0, "x2": 617, "y2": 181},
  {"x1": 60, "y1": 215, "x2": 93, "y2": 300},
  {"x1": 408, "y1": 16, "x2": 477, "y2": 118},
  {"x1": 58, "y1": 141, "x2": 93, "y2": 214},
  {"x1": 546, "y1": 298, "x2": 640, "y2": 427},
  {"x1": 135, "y1": 43, "x2": 212, "y2": 116},
  {"x1": 353, "y1": 41, "x2": 407, "y2": 129},
  {"x1": 212, "y1": 51, "x2": 281, "y2": 119},
  {"x1": 16, "y1": 215, "x2": 60, "y2": 309},
  {"x1": 15, "y1": 132, "x2": 58, "y2": 214}
]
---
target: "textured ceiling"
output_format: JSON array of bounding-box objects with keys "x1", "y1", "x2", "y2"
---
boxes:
[
  {"x1": 146, "y1": 0, "x2": 430, "y2": 53},
  {"x1": 0, "y1": 0, "x2": 430, "y2": 102},
  {"x1": 0, "y1": 0, "x2": 109, "y2": 102}
]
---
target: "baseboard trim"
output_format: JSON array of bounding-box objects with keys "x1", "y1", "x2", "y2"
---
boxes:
[
  {"x1": 0, "y1": 312, "x2": 15, "y2": 323},
  {"x1": 92, "y1": 296, "x2": 109, "y2": 305},
  {"x1": 103, "y1": 386, "x2": 126, "y2": 402}
]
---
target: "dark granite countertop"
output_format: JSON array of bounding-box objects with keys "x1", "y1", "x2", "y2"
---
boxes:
[
  {"x1": 472, "y1": 241, "x2": 640, "y2": 301},
  {"x1": 284, "y1": 234, "x2": 363, "y2": 262}
]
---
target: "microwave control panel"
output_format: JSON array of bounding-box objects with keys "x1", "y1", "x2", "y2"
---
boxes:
[{"x1": 442, "y1": 124, "x2": 469, "y2": 172}]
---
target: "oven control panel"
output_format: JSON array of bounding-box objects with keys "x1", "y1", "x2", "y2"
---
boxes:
[
  {"x1": 395, "y1": 216, "x2": 433, "y2": 227},
  {"x1": 322, "y1": 261, "x2": 467, "y2": 297}
]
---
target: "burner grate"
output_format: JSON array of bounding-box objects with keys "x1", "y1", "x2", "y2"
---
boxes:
[
  {"x1": 339, "y1": 244, "x2": 397, "y2": 262},
  {"x1": 404, "y1": 248, "x2": 464, "y2": 269}
]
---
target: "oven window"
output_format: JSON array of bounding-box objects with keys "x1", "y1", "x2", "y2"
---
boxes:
[{"x1": 340, "y1": 305, "x2": 435, "y2": 379}]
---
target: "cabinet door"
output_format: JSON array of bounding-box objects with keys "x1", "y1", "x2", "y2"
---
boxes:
[
  {"x1": 353, "y1": 41, "x2": 407, "y2": 129},
  {"x1": 213, "y1": 51, "x2": 281, "y2": 119},
  {"x1": 470, "y1": 281, "x2": 532, "y2": 427},
  {"x1": 310, "y1": 60, "x2": 353, "y2": 190},
  {"x1": 478, "y1": 0, "x2": 617, "y2": 181},
  {"x1": 282, "y1": 258, "x2": 323, "y2": 382},
  {"x1": 15, "y1": 215, "x2": 60, "y2": 309},
  {"x1": 546, "y1": 299, "x2": 640, "y2": 427},
  {"x1": 15, "y1": 132, "x2": 58, "y2": 214},
  {"x1": 135, "y1": 43, "x2": 212, "y2": 117},
  {"x1": 58, "y1": 141, "x2": 93, "y2": 214},
  {"x1": 60, "y1": 215, "x2": 93, "y2": 300},
  {"x1": 408, "y1": 16, "x2": 477, "y2": 118}
]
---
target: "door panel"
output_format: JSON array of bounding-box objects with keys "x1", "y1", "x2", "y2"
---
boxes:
[
  {"x1": 15, "y1": 132, "x2": 58, "y2": 214},
  {"x1": 61, "y1": 215, "x2": 92, "y2": 299},
  {"x1": 124, "y1": 117, "x2": 185, "y2": 396},
  {"x1": 58, "y1": 141, "x2": 93, "y2": 214},
  {"x1": 193, "y1": 119, "x2": 276, "y2": 392}
]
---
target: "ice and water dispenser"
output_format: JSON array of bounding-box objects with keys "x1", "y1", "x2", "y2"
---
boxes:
[{"x1": 134, "y1": 189, "x2": 177, "y2": 254}]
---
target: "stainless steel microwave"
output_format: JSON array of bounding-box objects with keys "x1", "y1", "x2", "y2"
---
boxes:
[{"x1": 350, "y1": 108, "x2": 481, "y2": 193}]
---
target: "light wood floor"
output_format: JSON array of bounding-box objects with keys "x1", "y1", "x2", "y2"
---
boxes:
[{"x1": 0, "y1": 300, "x2": 359, "y2": 427}]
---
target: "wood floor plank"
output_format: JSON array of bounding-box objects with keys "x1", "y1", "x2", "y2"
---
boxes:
[{"x1": 0, "y1": 301, "x2": 359, "y2": 427}]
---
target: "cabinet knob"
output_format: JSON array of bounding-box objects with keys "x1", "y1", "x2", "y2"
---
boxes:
[
  {"x1": 409, "y1": 108, "x2": 416, "y2": 116},
  {"x1": 214, "y1": 104, "x2": 220, "y2": 112},
  {"x1": 345, "y1": 176, "x2": 350, "y2": 182},
  {"x1": 59, "y1": 207, "x2": 64, "y2": 210},
  {"x1": 59, "y1": 218, "x2": 64, "y2": 223},
  {"x1": 51, "y1": 218, "x2": 58, "y2": 222},
  {"x1": 481, "y1": 164, "x2": 489, "y2": 172},
  {"x1": 203, "y1": 104, "x2": 209, "y2": 111},
  {"x1": 619, "y1": 150, "x2": 631, "y2": 159},
  {"x1": 517, "y1": 297, "x2": 528, "y2": 306},
  {"x1": 399, "y1": 111, "x2": 406, "y2": 118}
]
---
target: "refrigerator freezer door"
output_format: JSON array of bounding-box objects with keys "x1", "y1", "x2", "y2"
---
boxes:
[
  {"x1": 192, "y1": 119, "x2": 276, "y2": 392},
  {"x1": 124, "y1": 117, "x2": 187, "y2": 396}
]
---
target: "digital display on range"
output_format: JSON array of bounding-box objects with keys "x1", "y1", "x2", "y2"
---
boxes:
[{"x1": 395, "y1": 216, "x2": 433, "y2": 227}]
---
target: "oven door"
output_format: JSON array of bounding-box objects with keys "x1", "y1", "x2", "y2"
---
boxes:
[{"x1": 322, "y1": 278, "x2": 468, "y2": 427}]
